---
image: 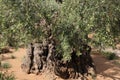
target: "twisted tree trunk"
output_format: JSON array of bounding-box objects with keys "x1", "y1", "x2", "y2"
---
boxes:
[{"x1": 21, "y1": 39, "x2": 96, "y2": 79}]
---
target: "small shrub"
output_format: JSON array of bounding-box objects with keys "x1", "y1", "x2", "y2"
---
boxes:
[
  {"x1": 0, "y1": 72, "x2": 15, "y2": 80},
  {"x1": 102, "y1": 52, "x2": 117, "y2": 60},
  {"x1": 1, "y1": 62, "x2": 11, "y2": 69},
  {"x1": 113, "y1": 61, "x2": 120, "y2": 66},
  {"x1": 11, "y1": 55, "x2": 16, "y2": 59}
]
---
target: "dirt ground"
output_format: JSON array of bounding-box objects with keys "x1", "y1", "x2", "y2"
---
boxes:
[{"x1": 1, "y1": 48, "x2": 120, "y2": 80}]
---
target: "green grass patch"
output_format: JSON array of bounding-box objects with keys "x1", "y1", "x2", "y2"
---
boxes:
[
  {"x1": 101, "y1": 52, "x2": 117, "y2": 60},
  {"x1": 1, "y1": 62, "x2": 11, "y2": 69},
  {"x1": 0, "y1": 72, "x2": 15, "y2": 80}
]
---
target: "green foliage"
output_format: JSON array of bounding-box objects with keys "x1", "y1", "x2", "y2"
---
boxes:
[
  {"x1": 0, "y1": 72, "x2": 15, "y2": 80},
  {"x1": 102, "y1": 52, "x2": 117, "y2": 60},
  {"x1": 1, "y1": 62, "x2": 11, "y2": 69},
  {"x1": 0, "y1": 0, "x2": 120, "y2": 60}
]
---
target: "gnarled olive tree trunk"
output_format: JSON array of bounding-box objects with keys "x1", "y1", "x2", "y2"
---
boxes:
[{"x1": 21, "y1": 38, "x2": 96, "y2": 79}]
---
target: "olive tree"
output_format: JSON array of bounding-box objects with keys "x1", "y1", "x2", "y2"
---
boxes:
[{"x1": 0, "y1": 0, "x2": 120, "y2": 79}]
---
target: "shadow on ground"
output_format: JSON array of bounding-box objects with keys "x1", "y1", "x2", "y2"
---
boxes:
[{"x1": 92, "y1": 54, "x2": 120, "y2": 80}]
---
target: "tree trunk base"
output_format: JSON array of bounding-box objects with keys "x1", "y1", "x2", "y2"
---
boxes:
[{"x1": 21, "y1": 43, "x2": 96, "y2": 80}]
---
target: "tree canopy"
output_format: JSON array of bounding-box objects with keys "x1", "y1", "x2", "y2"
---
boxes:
[{"x1": 0, "y1": 0, "x2": 120, "y2": 59}]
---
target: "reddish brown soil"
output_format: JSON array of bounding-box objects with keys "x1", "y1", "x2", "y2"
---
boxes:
[{"x1": 1, "y1": 48, "x2": 120, "y2": 80}]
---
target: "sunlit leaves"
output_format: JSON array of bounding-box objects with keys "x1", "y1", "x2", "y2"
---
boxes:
[{"x1": 0, "y1": 0, "x2": 120, "y2": 60}]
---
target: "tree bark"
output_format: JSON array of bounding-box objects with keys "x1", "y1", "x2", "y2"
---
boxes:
[{"x1": 21, "y1": 41, "x2": 96, "y2": 79}]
